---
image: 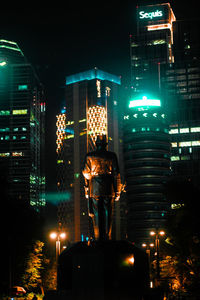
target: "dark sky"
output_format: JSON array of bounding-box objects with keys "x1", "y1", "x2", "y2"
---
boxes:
[{"x1": 0, "y1": 0, "x2": 198, "y2": 192}]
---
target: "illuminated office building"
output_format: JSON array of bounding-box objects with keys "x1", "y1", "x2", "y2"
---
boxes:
[
  {"x1": 130, "y1": 3, "x2": 176, "y2": 92},
  {"x1": 0, "y1": 39, "x2": 45, "y2": 208},
  {"x1": 57, "y1": 68, "x2": 122, "y2": 242},
  {"x1": 161, "y1": 19, "x2": 200, "y2": 186},
  {"x1": 123, "y1": 95, "x2": 170, "y2": 245},
  {"x1": 127, "y1": 3, "x2": 200, "y2": 245}
]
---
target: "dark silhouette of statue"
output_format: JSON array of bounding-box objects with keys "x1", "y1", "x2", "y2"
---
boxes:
[{"x1": 82, "y1": 135, "x2": 121, "y2": 240}]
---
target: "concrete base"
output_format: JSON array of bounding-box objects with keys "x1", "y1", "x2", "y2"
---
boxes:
[{"x1": 56, "y1": 240, "x2": 149, "y2": 300}]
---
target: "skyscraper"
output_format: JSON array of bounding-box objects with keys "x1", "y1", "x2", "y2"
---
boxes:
[
  {"x1": 161, "y1": 19, "x2": 200, "y2": 186},
  {"x1": 123, "y1": 95, "x2": 170, "y2": 245},
  {"x1": 130, "y1": 3, "x2": 176, "y2": 93},
  {"x1": 0, "y1": 39, "x2": 45, "y2": 208},
  {"x1": 125, "y1": 3, "x2": 176, "y2": 244},
  {"x1": 127, "y1": 3, "x2": 200, "y2": 245},
  {"x1": 57, "y1": 68, "x2": 122, "y2": 242}
]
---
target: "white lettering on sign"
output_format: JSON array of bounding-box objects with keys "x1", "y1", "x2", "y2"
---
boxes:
[{"x1": 139, "y1": 10, "x2": 163, "y2": 20}]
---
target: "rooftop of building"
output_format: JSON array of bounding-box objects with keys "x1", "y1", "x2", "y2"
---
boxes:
[
  {"x1": 66, "y1": 68, "x2": 121, "y2": 85},
  {"x1": 0, "y1": 39, "x2": 24, "y2": 56}
]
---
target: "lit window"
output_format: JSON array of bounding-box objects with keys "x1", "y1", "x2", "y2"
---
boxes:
[
  {"x1": 18, "y1": 85, "x2": 28, "y2": 91},
  {"x1": 57, "y1": 160, "x2": 64, "y2": 164},
  {"x1": 12, "y1": 109, "x2": 28, "y2": 115},
  {"x1": 192, "y1": 141, "x2": 200, "y2": 146},
  {"x1": 171, "y1": 156, "x2": 180, "y2": 161},
  {"x1": 180, "y1": 128, "x2": 189, "y2": 133},
  {"x1": 171, "y1": 142, "x2": 177, "y2": 147},
  {"x1": 169, "y1": 129, "x2": 178, "y2": 134},
  {"x1": 179, "y1": 141, "x2": 191, "y2": 147},
  {"x1": 0, "y1": 128, "x2": 9, "y2": 132},
  {"x1": 0, "y1": 110, "x2": 10, "y2": 116},
  {"x1": 191, "y1": 127, "x2": 200, "y2": 132},
  {"x1": 0, "y1": 152, "x2": 10, "y2": 157},
  {"x1": 12, "y1": 152, "x2": 23, "y2": 156}
]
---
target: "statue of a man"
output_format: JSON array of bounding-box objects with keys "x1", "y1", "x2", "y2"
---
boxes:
[{"x1": 82, "y1": 135, "x2": 121, "y2": 240}]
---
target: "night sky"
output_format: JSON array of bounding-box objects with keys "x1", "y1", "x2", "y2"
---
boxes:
[{"x1": 0, "y1": 0, "x2": 198, "y2": 195}]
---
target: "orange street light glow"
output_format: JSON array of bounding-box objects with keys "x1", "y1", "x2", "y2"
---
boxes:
[{"x1": 50, "y1": 232, "x2": 57, "y2": 239}]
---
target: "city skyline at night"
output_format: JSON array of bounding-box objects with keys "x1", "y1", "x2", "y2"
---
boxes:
[{"x1": 1, "y1": 1, "x2": 200, "y2": 234}]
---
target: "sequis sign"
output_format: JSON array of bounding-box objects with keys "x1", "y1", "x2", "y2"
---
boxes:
[{"x1": 139, "y1": 9, "x2": 163, "y2": 20}]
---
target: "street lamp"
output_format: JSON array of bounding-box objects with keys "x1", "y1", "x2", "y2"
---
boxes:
[
  {"x1": 50, "y1": 231, "x2": 66, "y2": 262},
  {"x1": 142, "y1": 242, "x2": 155, "y2": 287},
  {"x1": 150, "y1": 230, "x2": 165, "y2": 281}
]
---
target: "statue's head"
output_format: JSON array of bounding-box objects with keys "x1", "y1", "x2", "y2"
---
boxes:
[{"x1": 96, "y1": 135, "x2": 107, "y2": 150}]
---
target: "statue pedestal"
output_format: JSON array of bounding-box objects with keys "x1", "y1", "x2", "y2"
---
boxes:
[{"x1": 57, "y1": 240, "x2": 149, "y2": 300}]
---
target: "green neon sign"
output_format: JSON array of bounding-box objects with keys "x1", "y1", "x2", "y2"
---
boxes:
[
  {"x1": 129, "y1": 96, "x2": 161, "y2": 108},
  {"x1": 139, "y1": 10, "x2": 163, "y2": 20}
]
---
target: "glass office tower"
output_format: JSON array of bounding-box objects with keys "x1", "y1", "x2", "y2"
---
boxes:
[
  {"x1": 161, "y1": 19, "x2": 200, "y2": 186},
  {"x1": 123, "y1": 95, "x2": 170, "y2": 245},
  {"x1": 0, "y1": 39, "x2": 45, "y2": 209},
  {"x1": 130, "y1": 3, "x2": 176, "y2": 93},
  {"x1": 57, "y1": 68, "x2": 122, "y2": 242}
]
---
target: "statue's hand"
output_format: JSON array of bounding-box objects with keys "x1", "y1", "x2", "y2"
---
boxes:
[
  {"x1": 89, "y1": 212, "x2": 94, "y2": 218},
  {"x1": 84, "y1": 186, "x2": 89, "y2": 199},
  {"x1": 115, "y1": 193, "x2": 120, "y2": 202}
]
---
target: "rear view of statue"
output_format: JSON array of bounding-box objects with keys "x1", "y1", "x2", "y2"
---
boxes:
[{"x1": 82, "y1": 135, "x2": 121, "y2": 240}]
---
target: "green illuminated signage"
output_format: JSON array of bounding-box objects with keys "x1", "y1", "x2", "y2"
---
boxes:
[
  {"x1": 139, "y1": 9, "x2": 163, "y2": 20},
  {"x1": 129, "y1": 96, "x2": 161, "y2": 109}
]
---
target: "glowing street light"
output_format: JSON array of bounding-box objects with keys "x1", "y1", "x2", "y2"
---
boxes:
[
  {"x1": 149, "y1": 230, "x2": 166, "y2": 281},
  {"x1": 49, "y1": 231, "x2": 67, "y2": 261}
]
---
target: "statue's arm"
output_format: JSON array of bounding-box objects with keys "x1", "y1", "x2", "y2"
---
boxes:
[{"x1": 112, "y1": 154, "x2": 122, "y2": 201}]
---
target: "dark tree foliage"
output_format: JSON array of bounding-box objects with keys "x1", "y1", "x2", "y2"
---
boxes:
[
  {"x1": 161, "y1": 180, "x2": 200, "y2": 295},
  {"x1": 0, "y1": 167, "x2": 44, "y2": 295}
]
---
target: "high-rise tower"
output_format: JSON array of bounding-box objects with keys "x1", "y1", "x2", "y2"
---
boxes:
[
  {"x1": 57, "y1": 68, "x2": 122, "y2": 242},
  {"x1": 0, "y1": 39, "x2": 45, "y2": 208},
  {"x1": 130, "y1": 3, "x2": 176, "y2": 92},
  {"x1": 123, "y1": 94, "x2": 170, "y2": 245}
]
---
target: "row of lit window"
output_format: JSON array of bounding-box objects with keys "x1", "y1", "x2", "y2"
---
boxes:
[
  {"x1": 171, "y1": 156, "x2": 190, "y2": 161},
  {"x1": 0, "y1": 109, "x2": 28, "y2": 115},
  {"x1": 132, "y1": 127, "x2": 168, "y2": 133},
  {"x1": 124, "y1": 113, "x2": 165, "y2": 120},
  {"x1": 0, "y1": 152, "x2": 23, "y2": 157},
  {"x1": 87, "y1": 105, "x2": 107, "y2": 146},
  {"x1": 0, "y1": 135, "x2": 27, "y2": 141},
  {"x1": 169, "y1": 127, "x2": 200, "y2": 134},
  {"x1": 56, "y1": 113, "x2": 66, "y2": 153},
  {"x1": 171, "y1": 141, "x2": 200, "y2": 147},
  {"x1": 0, "y1": 127, "x2": 27, "y2": 132}
]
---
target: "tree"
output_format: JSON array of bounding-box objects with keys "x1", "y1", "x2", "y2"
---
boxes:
[
  {"x1": 160, "y1": 180, "x2": 200, "y2": 297},
  {"x1": 22, "y1": 240, "x2": 44, "y2": 295}
]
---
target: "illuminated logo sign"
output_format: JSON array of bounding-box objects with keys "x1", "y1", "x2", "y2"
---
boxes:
[
  {"x1": 139, "y1": 10, "x2": 163, "y2": 20},
  {"x1": 129, "y1": 96, "x2": 161, "y2": 108}
]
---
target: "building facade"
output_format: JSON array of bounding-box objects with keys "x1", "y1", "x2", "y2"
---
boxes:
[
  {"x1": 130, "y1": 3, "x2": 176, "y2": 93},
  {"x1": 127, "y1": 3, "x2": 200, "y2": 244},
  {"x1": 57, "y1": 68, "x2": 122, "y2": 242},
  {"x1": 0, "y1": 39, "x2": 45, "y2": 209},
  {"x1": 123, "y1": 95, "x2": 170, "y2": 245}
]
